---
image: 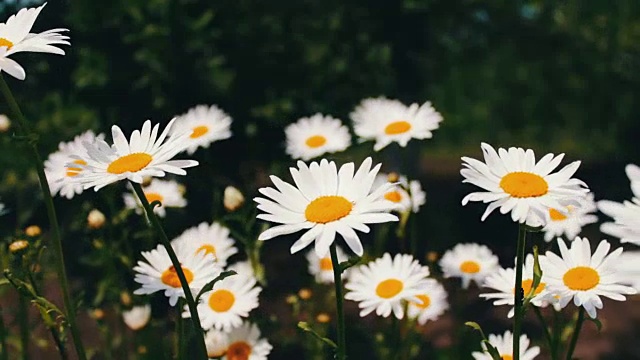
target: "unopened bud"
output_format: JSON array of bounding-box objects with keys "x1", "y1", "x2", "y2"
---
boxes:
[
  {"x1": 87, "y1": 209, "x2": 106, "y2": 229},
  {"x1": 9, "y1": 240, "x2": 28, "y2": 253},
  {"x1": 223, "y1": 186, "x2": 244, "y2": 212},
  {"x1": 427, "y1": 251, "x2": 439, "y2": 263},
  {"x1": 0, "y1": 115, "x2": 10, "y2": 133},
  {"x1": 316, "y1": 313, "x2": 331, "y2": 323},
  {"x1": 387, "y1": 172, "x2": 399, "y2": 182},
  {"x1": 285, "y1": 294, "x2": 298, "y2": 305},
  {"x1": 92, "y1": 309, "x2": 105, "y2": 320},
  {"x1": 120, "y1": 292, "x2": 132, "y2": 306},
  {"x1": 137, "y1": 346, "x2": 147, "y2": 354},
  {"x1": 298, "y1": 288, "x2": 312, "y2": 300},
  {"x1": 25, "y1": 225, "x2": 41, "y2": 237}
]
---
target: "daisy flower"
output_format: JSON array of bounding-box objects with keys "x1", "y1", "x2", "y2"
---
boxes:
[
  {"x1": 406, "y1": 279, "x2": 448, "y2": 325},
  {"x1": 184, "y1": 273, "x2": 261, "y2": 332},
  {"x1": 306, "y1": 245, "x2": 348, "y2": 284},
  {"x1": 439, "y1": 243, "x2": 499, "y2": 289},
  {"x1": 122, "y1": 304, "x2": 151, "y2": 331},
  {"x1": 123, "y1": 179, "x2": 186, "y2": 217},
  {"x1": 374, "y1": 173, "x2": 426, "y2": 213},
  {"x1": 133, "y1": 244, "x2": 221, "y2": 306},
  {"x1": 618, "y1": 251, "x2": 640, "y2": 291},
  {"x1": 345, "y1": 253, "x2": 431, "y2": 319},
  {"x1": 540, "y1": 237, "x2": 637, "y2": 318},
  {"x1": 284, "y1": 113, "x2": 351, "y2": 161},
  {"x1": 598, "y1": 164, "x2": 640, "y2": 246},
  {"x1": 480, "y1": 254, "x2": 550, "y2": 318},
  {"x1": 0, "y1": 3, "x2": 70, "y2": 80},
  {"x1": 75, "y1": 119, "x2": 198, "y2": 191},
  {"x1": 171, "y1": 222, "x2": 238, "y2": 267},
  {"x1": 170, "y1": 104, "x2": 232, "y2": 155},
  {"x1": 542, "y1": 193, "x2": 598, "y2": 242},
  {"x1": 204, "y1": 329, "x2": 228, "y2": 358},
  {"x1": 471, "y1": 330, "x2": 540, "y2": 360},
  {"x1": 255, "y1": 157, "x2": 398, "y2": 257},
  {"x1": 223, "y1": 322, "x2": 272, "y2": 360},
  {"x1": 350, "y1": 97, "x2": 443, "y2": 151},
  {"x1": 461, "y1": 143, "x2": 590, "y2": 226},
  {"x1": 44, "y1": 131, "x2": 104, "y2": 199}
]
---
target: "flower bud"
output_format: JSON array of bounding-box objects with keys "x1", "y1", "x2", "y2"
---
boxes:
[
  {"x1": 25, "y1": 225, "x2": 41, "y2": 237},
  {"x1": 122, "y1": 305, "x2": 151, "y2": 331},
  {"x1": 316, "y1": 313, "x2": 331, "y2": 323},
  {"x1": 223, "y1": 186, "x2": 244, "y2": 212},
  {"x1": 387, "y1": 172, "x2": 399, "y2": 182},
  {"x1": 9, "y1": 240, "x2": 28, "y2": 253},
  {"x1": 92, "y1": 309, "x2": 105, "y2": 320},
  {"x1": 0, "y1": 114, "x2": 10, "y2": 133},
  {"x1": 87, "y1": 209, "x2": 106, "y2": 229},
  {"x1": 298, "y1": 288, "x2": 312, "y2": 300},
  {"x1": 120, "y1": 292, "x2": 132, "y2": 306}
]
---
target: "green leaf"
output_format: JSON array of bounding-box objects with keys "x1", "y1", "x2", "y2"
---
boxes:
[
  {"x1": 339, "y1": 256, "x2": 361, "y2": 273},
  {"x1": 195, "y1": 270, "x2": 237, "y2": 303},
  {"x1": 587, "y1": 317, "x2": 603, "y2": 332},
  {"x1": 297, "y1": 322, "x2": 337, "y2": 349},
  {"x1": 465, "y1": 322, "x2": 501, "y2": 360}
]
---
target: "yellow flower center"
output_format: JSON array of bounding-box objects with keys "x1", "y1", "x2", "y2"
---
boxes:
[
  {"x1": 66, "y1": 159, "x2": 87, "y2": 177},
  {"x1": 563, "y1": 266, "x2": 600, "y2": 291},
  {"x1": 502, "y1": 355, "x2": 513, "y2": 360},
  {"x1": 226, "y1": 341, "x2": 252, "y2": 360},
  {"x1": 412, "y1": 294, "x2": 431, "y2": 309},
  {"x1": 196, "y1": 244, "x2": 217, "y2": 257},
  {"x1": 208, "y1": 289, "x2": 235, "y2": 312},
  {"x1": 305, "y1": 196, "x2": 353, "y2": 224},
  {"x1": 0, "y1": 38, "x2": 13, "y2": 49},
  {"x1": 459, "y1": 260, "x2": 481, "y2": 274},
  {"x1": 160, "y1": 265, "x2": 193, "y2": 288},
  {"x1": 107, "y1": 153, "x2": 153, "y2": 174},
  {"x1": 384, "y1": 120, "x2": 412, "y2": 135},
  {"x1": 375, "y1": 278, "x2": 404, "y2": 299},
  {"x1": 190, "y1": 125, "x2": 209, "y2": 139},
  {"x1": 145, "y1": 192, "x2": 163, "y2": 204},
  {"x1": 319, "y1": 257, "x2": 333, "y2": 271},
  {"x1": 499, "y1": 172, "x2": 549, "y2": 198},
  {"x1": 305, "y1": 135, "x2": 327, "y2": 148},
  {"x1": 384, "y1": 190, "x2": 403, "y2": 203},
  {"x1": 514, "y1": 279, "x2": 546, "y2": 295},
  {"x1": 549, "y1": 208, "x2": 567, "y2": 221}
]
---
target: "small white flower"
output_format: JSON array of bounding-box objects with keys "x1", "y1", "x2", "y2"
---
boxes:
[
  {"x1": 122, "y1": 305, "x2": 151, "y2": 331},
  {"x1": 223, "y1": 186, "x2": 245, "y2": 212},
  {"x1": 461, "y1": 143, "x2": 590, "y2": 226},
  {"x1": 439, "y1": 243, "x2": 499, "y2": 289},
  {"x1": 472, "y1": 330, "x2": 540, "y2": 360},
  {"x1": 406, "y1": 279, "x2": 448, "y2": 325},
  {"x1": 345, "y1": 253, "x2": 430, "y2": 319},
  {"x1": 171, "y1": 222, "x2": 238, "y2": 267},
  {"x1": 133, "y1": 244, "x2": 221, "y2": 306},
  {"x1": 374, "y1": 173, "x2": 426, "y2": 213},
  {"x1": 542, "y1": 193, "x2": 598, "y2": 242},
  {"x1": 170, "y1": 104, "x2": 232, "y2": 155},
  {"x1": 284, "y1": 113, "x2": 351, "y2": 161},
  {"x1": 541, "y1": 237, "x2": 637, "y2": 318},
  {"x1": 0, "y1": 4, "x2": 70, "y2": 80},
  {"x1": 222, "y1": 322, "x2": 272, "y2": 360},
  {"x1": 123, "y1": 179, "x2": 187, "y2": 217},
  {"x1": 0, "y1": 114, "x2": 10, "y2": 132},
  {"x1": 255, "y1": 157, "x2": 398, "y2": 257},
  {"x1": 87, "y1": 209, "x2": 106, "y2": 229},
  {"x1": 351, "y1": 97, "x2": 443, "y2": 151},
  {"x1": 598, "y1": 164, "x2": 640, "y2": 246},
  {"x1": 305, "y1": 245, "x2": 348, "y2": 284}
]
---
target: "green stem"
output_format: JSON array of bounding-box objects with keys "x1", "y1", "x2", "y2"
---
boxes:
[
  {"x1": 18, "y1": 290, "x2": 29, "y2": 360},
  {"x1": 329, "y1": 243, "x2": 346, "y2": 360},
  {"x1": 533, "y1": 307, "x2": 556, "y2": 360},
  {"x1": 552, "y1": 309, "x2": 561, "y2": 357},
  {"x1": 565, "y1": 308, "x2": 585, "y2": 360},
  {"x1": 0, "y1": 306, "x2": 8, "y2": 360},
  {"x1": 0, "y1": 75, "x2": 86, "y2": 360},
  {"x1": 513, "y1": 225, "x2": 527, "y2": 360},
  {"x1": 130, "y1": 182, "x2": 207, "y2": 359}
]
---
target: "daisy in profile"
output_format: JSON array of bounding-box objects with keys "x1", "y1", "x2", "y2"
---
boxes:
[
  {"x1": 598, "y1": 164, "x2": 640, "y2": 246},
  {"x1": 540, "y1": 237, "x2": 637, "y2": 318},
  {"x1": 123, "y1": 179, "x2": 186, "y2": 217},
  {"x1": 439, "y1": 243, "x2": 499, "y2": 289},
  {"x1": 345, "y1": 253, "x2": 430, "y2": 319},
  {"x1": 185, "y1": 273, "x2": 261, "y2": 332},
  {"x1": 122, "y1": 304, "x2": 151, "y2": 331},
  {"x1": 284, "y1": 113, "x2": 351, "y2": 161},
  {"x1": 133, "y1": 244, "x2": 221, "y2": 306},
  {"x1": 170, "y1": 104, "x2": 232, "y2": 155},
  {"x1": 306, "y1": 245, "x2": 348, "y2": 284},
  {"x1": 406, "y1": 279, "x2": 449, "y2": 325},
  {"x1": 618, "y1": 251, "x2": 640, "y2": 291},
  {"x1": 461, "y1": 143, "x2": 589, "y2": 226},
  {"x1": 480, "y1": 254, "x2": 550, "y2": 318},
  {"x1": 0, "y1": 3, "x2": 70, "y2": 80},
  {"x1": 471, "y1": 330, "x2": 540, "y2": 360},
  {"x1": 223, "y1": 322, "x2": 272, "y2": 360},
  {"x1": 204, "y1": 329, "x2": 228, "y2": 358},
  {"x1": 44, "y1": 131, "x2": 104, "y2": 199},
  {"x1": 374, "y1": 173, "x2": 426, "y2": 213},
  {"x1": 75, "y1": 120, "x2": 198, "y2": 191},
  {"x1": 171, "y1": 222, "x2": 238, "y2": 267},
  {"x1": 350, "y1": 97, "x2": 443, "y2": 151},
  {"x1": 255, "y1": 157, "x2": 398, "y2": 257},
  {"x1": 542, "y1": 193, "x2": 598, "y2": 242}
]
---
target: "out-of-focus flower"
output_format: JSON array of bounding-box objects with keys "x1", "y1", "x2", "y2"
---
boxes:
[
  {"x1": 374, "y1": 173, "x2": 426, "y2": 213},
  {"x1": 618, "y1": 251, "x2": 640, "y2": 291},
  {"x1": 461, "y1": 143, "x2": 589, "y2": 227},
  {"x1": 204, "y1": 329, "x2": 228, "y2": 358},
  {"x1": 172, "y1": 222, "x2": 238, "y2": 268},
  {"x1": 598, "y1": 164, "x2": 640, "y2": 246},
  {"x1": 9, "y1": 239, "x2": 28, "y2": 253},
  {"x1": 24, "y1": 225, "x2": 41, "y2": 237},
  {"x1": 471, "y1": 330, "x2": 540, "y2": 360},
  {"x1": 542, "y1": 193, "x2": 598, "y2": 242},
  {"x1": 222, "y1": 322, "x2": 272, "y2": 360},
  {"x1": 0, "y1": 114, "x2": 10, "y2": 132},
  {"x1": 0, "y1": 4, "x2": 70, "y2": 80},
  {"x1": 87, "y1": 209, "x2": 106, "y2": 229},
  {"x1": 306, "y1": 245, "x2": 347, "y2": 284},
  {"x1": 170, "y1": 104, "x2": 232, "y2": 155},
  {"x1": 406, "y1": 279, "x2": 448, "y2": 325},
  {"x1": 123, "y1": 179, "x2": 186, "y2": 218},
  {"x1": 439, "y1": 243, "x2": 499, "y2": 289},
  {"x1": 345, "y1": 253, "x2": 430, "y2": 319},
  {"x1": 223, "y1": 186, "x2": 245, "y2": 212},
  {"x1": 351, "y1": 97, "x2": 443, "y2": 151},
  {"x1": 255, "y1": 158, "x2": 398, "y2": 257},
  {"x1": 316, "y1": 313, "x2": 331, "y2": 323},
  {"x1": 284, "y1": 113, "x2": 350, "y2": 161},
  {"x1": 122, "y1": 305, "x2": 151, "y2": 331}
]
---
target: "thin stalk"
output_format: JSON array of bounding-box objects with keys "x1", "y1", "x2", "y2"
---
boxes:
[
  {"x1": 565, "y1": 308, "x2": 585, "y2": 360},
  {"x1": 552, "y1": 309, "x2": 561, "y2": 357},
  {"x1": 18, "y1": 290, "x2": 29, "y2": 360},
  {"x1": 513, "y1": 225, "x2": 527, "y2": 360},
  {"x1": 533, "y1": 307, "x2": 556, "y2": 360},
  {"x1": 130, "y1": 182, "x2": 207, "y2": 359},
  {"x1": 0, "y1": 306, "x2": 7, "y2": 360},
  {"x1": 0, "y1": 74, "x2": 86, "y2": 360},
  {"x1": 329, "y1": 243, "x2": 346, "y2": 360}
]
